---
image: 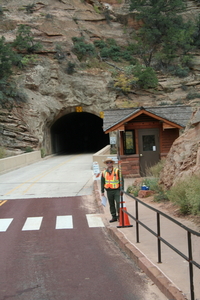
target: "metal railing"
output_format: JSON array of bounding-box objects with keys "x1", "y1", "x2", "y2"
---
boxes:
[{"x1": 122, "y1": 191, "x2": 200, "y2": 300}]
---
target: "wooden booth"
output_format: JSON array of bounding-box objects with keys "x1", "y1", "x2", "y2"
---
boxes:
[{"x1": 103, "y1": 106, "x2": 193, "y2": 177}]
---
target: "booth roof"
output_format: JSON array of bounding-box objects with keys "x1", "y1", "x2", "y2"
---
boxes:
[{"x1": 103, "y1": 105, "x2": 193, "y2": 132}]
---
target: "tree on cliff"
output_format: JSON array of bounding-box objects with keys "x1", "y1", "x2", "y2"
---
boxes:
[
  {"x1": 0, "y1": 37, "x2": 16, "y2": 79},
  {"x1": 0, "y1": 25, "x2": 42, "y2": 108},
  {"x1": 129, "y1": 0, "x2": 195, "y2": 68}
]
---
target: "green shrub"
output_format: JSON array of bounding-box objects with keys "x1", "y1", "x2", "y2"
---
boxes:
[
  {"x1": 25, "y1": 4, "x2": 35, "y2": 14},
  {"x1": 93, "y1": 5, "x2": 100, "y2": 13},
  {"x1": 12, "y1": 24, "x2": 42, "y2": 53},
  {"x1": 0, "y1": 36, "x2": 15, "y2": 79},
  {"x1": 143, "y1": 176, "x2": 169, "y2": 202},
  {"x1": 0, "y1": 79, "x2": 27, "y2": 108},
  {"x1": 93, "y1": 40, "x2": 107, "y2": 48},
  {"x1": 72, "y1": 37, "x2": 96, "y2": 60},
  {"x1": 24, "y1": 146, "x2": 33, "y2": 152},
  {"x1": 126, "y1": 185, "x2": 140, "y2": 197},
  {"x1": 45, "y1": 13, "x2": 54, "y2": 20},
  {"x1": 0, "y1": 6, "x2": 4, "y2": 15},
  {"x1": 20, "y1": 54, "x2": 38, "y2": 66},
  {"x1": 0, "y1": 147, "x2": 6, "y2": 158},
  {"x1": 186, "y1": 91, "x2": 200, "y2": 100},
  {"x1": 106, "y1": 38, "x2": 118, "y2": 46},
  {"x1": 134, "y1": 65, "x2": 158, "y2": 89},
  {"x1": 41, "y1": 148, "x2": 46, "y2": 158},
  {"x1": 154, "y1": 189, "x2": 169, "y2": 202},
  {"x1": 100, "y1": 44, "x2": 121, "y2": 61},
  {"x1": 66, "y1": 62, "x2": 75, "y2": 74},
  {"x1": 143, "y1": 177, "x2": 160, "y2": 192},
  {"x1": 172, "y1": 66, "x2": 190, "y2": 78},
  {"x1": 168, "y1": 175, "x2": 200, "y2": 215},
  {"x1": 146, "y1": 159, "x2": 166, "y2": 177}
]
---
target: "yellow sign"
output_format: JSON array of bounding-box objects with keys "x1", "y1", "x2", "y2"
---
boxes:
[
  {"x1": 76, "y1": 106, "x2": 83, "y2": 112},
  {"x1": 100, "y1": 111, "x2": 104, "y2": 118}
]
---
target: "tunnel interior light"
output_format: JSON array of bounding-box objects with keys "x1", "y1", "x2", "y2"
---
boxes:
[{"x1": 76, "y1": 106, "x2": 83, "y2": 112}]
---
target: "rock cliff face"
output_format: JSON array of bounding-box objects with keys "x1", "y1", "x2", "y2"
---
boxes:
[
  {"x1": 0, "y1": 0, "x2": 127, "y2": 154},
  {"x1": 159, "y1": 108, "x2": 200, "y2": 188},
  {"x1": 0, "y1": 0, "x2": 200, "y2": 161}
]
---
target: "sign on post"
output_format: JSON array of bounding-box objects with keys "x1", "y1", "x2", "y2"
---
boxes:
[
  {"x1": 93, "y1": 161, "x2": 100, "y2": 180},
  {"x1": 110, "y1": 136, "x2": 116, "y2": 145}
]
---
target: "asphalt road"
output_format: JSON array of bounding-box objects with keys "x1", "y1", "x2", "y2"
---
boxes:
[
  {"x1": 0, "y1": 154, "x2": 94, "y2": 200},
  {"x1": 0, "y1": 154, "x2": 167, "y2": 300}
]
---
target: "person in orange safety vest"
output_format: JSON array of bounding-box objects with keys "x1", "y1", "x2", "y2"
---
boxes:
[{"x1": 101, "y1": 157, "x2": 124, "y2": 222}]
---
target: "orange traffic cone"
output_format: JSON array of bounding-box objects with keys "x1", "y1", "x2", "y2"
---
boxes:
[{"x1": 117, "y1": 199, "x2": 133, "y2": 228}]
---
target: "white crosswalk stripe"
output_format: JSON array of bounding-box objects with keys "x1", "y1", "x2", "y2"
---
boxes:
[
  {"x1": 22, "y1": 217, "x2": 43, "y2": 231},
  {"x1": 86, "y1": 214, "x2": 105, "y2": 228},
  {"x1": 0, "y1": 218, "x2": 13, "y2": 232},
  {"x1": 0, "y1": 214, "x2": 105, "y2": 232},
  {"x1": 56, "y1": 215, "x2": 73, "y2": 229}
]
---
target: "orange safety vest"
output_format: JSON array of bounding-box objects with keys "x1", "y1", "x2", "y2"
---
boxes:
[{"x1": 103, "y1": 167, "x2": 120, "y2": 189}]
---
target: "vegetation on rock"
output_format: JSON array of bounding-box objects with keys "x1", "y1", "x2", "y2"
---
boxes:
[
  {"x1": 127, "y1": 159, "x2": 200, "y2": 217},
  {"x1": 129, "y1": 0, "x2": 195, "y2": 71},
  {"x1": 0, "y1": 25, "x2": 42, "y2": 108}
]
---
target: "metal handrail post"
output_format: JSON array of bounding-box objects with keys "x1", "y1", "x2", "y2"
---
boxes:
[
  {"x1": 187, "y1": 231, "x2": 195, "y2": 300},
  {"x1": 157, "y1": 212, "x2": 162, "y2": 263},
  {"x1": 135, "y1": 199, "x2": 139, "y2": 243},
  {"x1": 121, "y1": 194, "x2": 124, "y2": 226},
  {"x1": 122, "y1": 190, "x2": 200, "y2": 300}
]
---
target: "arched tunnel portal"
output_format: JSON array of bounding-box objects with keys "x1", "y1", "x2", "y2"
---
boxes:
[{"x1": 51, "y1": 112, "x2": 109, "y2": 154}]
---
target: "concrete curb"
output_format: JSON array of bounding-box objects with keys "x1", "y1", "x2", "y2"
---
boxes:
[
  {"x1": 107, "y1": 227, "x2": 186, "y2": 300},
  {"x1": 93, "y1": 181, "x2": 187, "y2": 300}
]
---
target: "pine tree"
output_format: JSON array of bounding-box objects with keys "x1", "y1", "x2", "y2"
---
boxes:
[
  {"x1": 0, "y1": 37, "x2": 14, "y2": 79},
  {"x1": 130, "y1": 0, "x2": 195, "y2": 67}
]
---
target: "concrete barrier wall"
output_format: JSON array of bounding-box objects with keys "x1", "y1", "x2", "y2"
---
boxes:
[
  {"x1": 93, "y1": 145, "x2": 117, "y2": 170},
  {"x1": 0, "y1": 151, "x2": 41, "y2": 175},
  {"x1": 0, "y1": 147, "x2": 116, "y2": 175}
]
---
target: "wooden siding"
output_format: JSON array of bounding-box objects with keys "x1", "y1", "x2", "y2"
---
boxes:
[
  {"x1": 161, "y1": 128, "x2": 179, "y2": 153},
  {"x1": 119, "y1": 115, "x2": 179, "y2": 177},
  {"x1": 120, "y1": 155, "x2": 140, "y2": 178}
]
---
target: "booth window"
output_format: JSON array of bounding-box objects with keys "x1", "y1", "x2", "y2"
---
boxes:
[{"x1": 124, "y1": 131, "x2": 136, "y2": 154}]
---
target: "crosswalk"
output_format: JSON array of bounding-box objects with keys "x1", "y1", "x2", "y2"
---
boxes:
[{"x1": 0, "y1": 214, "x2": 105, "y2": 232}]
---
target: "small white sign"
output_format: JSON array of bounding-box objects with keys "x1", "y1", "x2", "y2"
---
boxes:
[
  {"x1": 93, "y1": 162, "x2": 101, "y2": 180},
  {"x1": 110, "y1": 136, "x2": 116, "y2": 145},
  {"x1": 153, "y1": 146, "x2": 156, "y2": 151},
  {"x1": 107, "y1": 156, "x2": 118, "y2": 163}
]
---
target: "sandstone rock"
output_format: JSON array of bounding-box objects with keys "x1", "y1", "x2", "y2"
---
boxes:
[
  {"x1": 159, "y1": 110, "x2": 200, "y2": 189},
  {"x1": 138, "y1": 190, "x2": 154, "y2": 198},
  {"x1": 0, "y1": 0, "x2": 200, "y2": 158}
]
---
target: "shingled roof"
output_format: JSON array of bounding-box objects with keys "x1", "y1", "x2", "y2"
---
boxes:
[{"x1": 103, "y1": 105, "x2": 193, "y2": 132}]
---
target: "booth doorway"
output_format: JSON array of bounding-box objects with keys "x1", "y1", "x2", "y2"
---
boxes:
[{"x1": 138, "y1": 128, "x2": 160, "y2": 176}]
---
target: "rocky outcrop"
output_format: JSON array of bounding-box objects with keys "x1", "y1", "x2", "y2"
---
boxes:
[
  {"x1": 0, "y1": 0, "x2": 200, "y2": 156},
  {"x1": 159, "y1": 108, "x2": 200, "y2": 188},
  {"x1": 0, "y1": 59, "x2": 116, "y2": 154}
]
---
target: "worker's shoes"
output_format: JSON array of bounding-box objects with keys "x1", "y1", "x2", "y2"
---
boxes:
[{"x1": 109, "y1": 217, "x2": 118, "y2": 223}]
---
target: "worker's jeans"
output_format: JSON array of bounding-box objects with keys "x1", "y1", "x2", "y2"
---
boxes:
[{"x1": 106, "y1": 188, "x2": 120, "y2": 218}]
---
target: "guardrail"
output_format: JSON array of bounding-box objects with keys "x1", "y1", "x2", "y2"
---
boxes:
[{"x1": 122, "y1": 191, "x2": 200, "y2": 300}]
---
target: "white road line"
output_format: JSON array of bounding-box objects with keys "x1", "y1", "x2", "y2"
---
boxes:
[
  {"x1": 56, "y1": 215, "x2": 73, "y2": 229},
  {"x1": 0, "y1": 215, "x2": 105, "y2": 232},
  {"x1": 22, "y1": 217, "x2": 43, "y2": 231},
  {"x1": 0, "y1": 218, "x2": 13, "y2": 232},
  {"x1": 86, "y1": 214, "x2": 105, "y2": 228}
]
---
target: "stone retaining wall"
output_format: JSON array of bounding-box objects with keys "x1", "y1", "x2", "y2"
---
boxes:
[{"x1": 0, "y1": 151, "x2": 41, "y2": 175}]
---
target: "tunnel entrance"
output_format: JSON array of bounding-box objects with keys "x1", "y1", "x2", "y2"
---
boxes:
[{"x1": 51, "y1": 112, "x2": 109, "y2": 154}]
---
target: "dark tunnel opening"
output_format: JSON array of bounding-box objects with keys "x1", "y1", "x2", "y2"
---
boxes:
[{"x1": 51, "y1": 112, "x2": 109, "y2": 154}]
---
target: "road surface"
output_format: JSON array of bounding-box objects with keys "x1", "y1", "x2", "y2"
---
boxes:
[{"x1": 0, "y1": 154, "x2": 167, "y2": 299}]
